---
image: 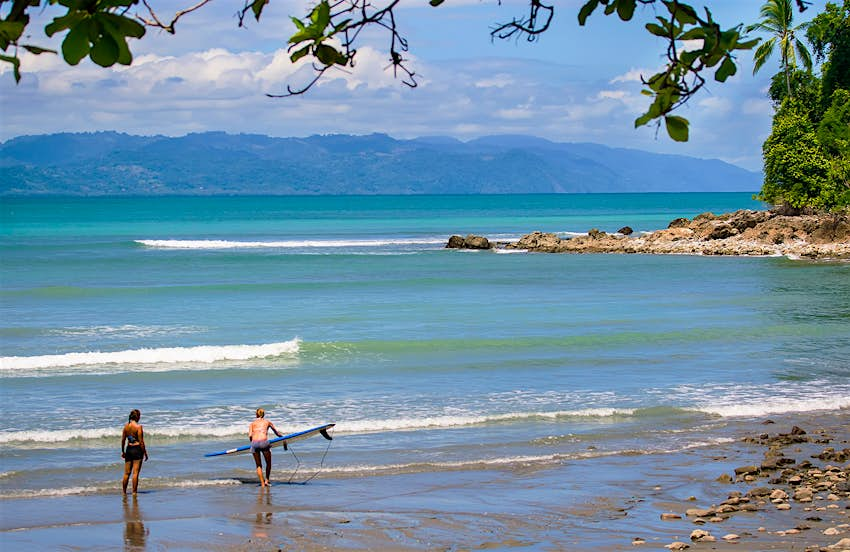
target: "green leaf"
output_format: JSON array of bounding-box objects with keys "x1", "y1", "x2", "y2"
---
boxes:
[
  {"x1": 635, "y1": 112, "x2": 654, "y2": 128},
  {"x1": 645, "y1": 22, "x2": 667, "y2": 37},
  {"x1": 22, "y1": 45, "x2": 57, "y2": 55},
  {"x1": 714, "y1": 55, "x2": 736, "y2": 82},
  {"x1": 578, "y1": 0, "x2": 599, "y2": 25},
  {"x1": 251, "y1": 0, "x2": 267, "y2": 21},
  {"x1": 665, "y1": 115, "x2": 689, "y2": 142},
  {"x1": 315, "y1": 43, "x2": 345, "y2": 66},
  {"x1": 640, "y1": 89, "x2": 653, "y2": 97},
  {"x1": 616, "y1": 0, "x2": 635, "y2": 21},
  {"x1": 290, "y1": 16, "x2": 306, "y2": 32},
  {"x1": 101, "y1": 13, "x2": 145, "y2": 38},
  {"x1": 289, "y1": 45, "x2": 310, "y2": 63},
  {"x1": 673, "y1": 4, "x2": 698, "y2": 25},
  {"x1": 0, "y1": 21, "x2": 26, "y2": 42},
  {"x1": 62, "y1": 20, "x2": 91, "y2": 65},
  {"x1": 90, "y1": 33, "x2": 119, "y2": 66},
  {"x1": 311, "y1": 1, "x2": 330, "y2": 29},
  {"x1": 735, "y1": 38, "x2": 759, "y2": 50},
  {"x1": 46, "y1": 12, "x2": 84, "y2": 37},
  {"x1": 429, "y1": 0, "x2": 444, "y2": 5},
  {"x1": 0, "y1": 53, "x2": 21, "y2": 82}
]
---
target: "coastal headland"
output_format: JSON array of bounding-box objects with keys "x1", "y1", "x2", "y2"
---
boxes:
[{"x1": 447, "y1": 209, "x2": 850, "y2": 259}]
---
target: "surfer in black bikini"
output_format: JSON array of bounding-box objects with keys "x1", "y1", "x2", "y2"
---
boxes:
[
  {"x1": 121, "y1": 409, "x2": 148, "y2": 494},
  {"x1": 248, "y1": 408, "x2": 282, "y2": 487}
]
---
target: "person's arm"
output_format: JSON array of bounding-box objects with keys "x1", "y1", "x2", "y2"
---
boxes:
[
  {"x1": 121, "y1": 430, "x2": 126, "y2": 458},
  {"x1": 139, "y1": 426, "x2": 148, "y2": 461},
  {"x1": 269, "y1": 422, "x2": 282, "y2": 438}
]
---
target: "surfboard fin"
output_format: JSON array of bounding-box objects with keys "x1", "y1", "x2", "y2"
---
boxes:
[
  {"x1": 320, "y1": 429, "x2": 333, "y2": 440},
  {"x1": 283, "y1": 441, "x2": 288, "y2": 451}
]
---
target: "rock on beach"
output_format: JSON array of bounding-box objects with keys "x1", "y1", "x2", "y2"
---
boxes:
[{"x1": 447, "y1": 210, "x2": 850, "y2": 259}]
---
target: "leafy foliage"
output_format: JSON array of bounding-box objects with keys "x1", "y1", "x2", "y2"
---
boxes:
[
  {"x1": 1, "y1": 0, "x2": 145, "y2": 82},
  {"x1": 577, "y1": 0, "x2": 758, "y2": 141},
  {"x1": 747, "y1": 0, "x2": 813, "y2": 98},
  {"x1": 805, "y1": 0, "x2": 850, "y2": 105},
  {"x1": 759, "y1": 98, "x2": 834, "y2": 209}
]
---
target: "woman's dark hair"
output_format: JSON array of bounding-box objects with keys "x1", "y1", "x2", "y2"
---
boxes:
[{"x1": 129, "y1": 409, "x2": 141, "y2": 422}]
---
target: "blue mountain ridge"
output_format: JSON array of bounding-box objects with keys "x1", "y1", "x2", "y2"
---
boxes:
[{"x1": 0, "y1": 131, "x2": 761, "y2": 195}]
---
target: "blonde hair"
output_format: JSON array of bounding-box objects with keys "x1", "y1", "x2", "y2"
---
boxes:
[{"x1": 256, "y1": 408, "x2": 265, "y2": 418}]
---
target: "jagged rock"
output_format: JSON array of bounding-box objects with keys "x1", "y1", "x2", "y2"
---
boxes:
[
  {"x1": 618, "y1": 226, "x2": 634, "y2": 235},
  {"x1": 446, "y1": 235, "x2": 465, "y2": 248},
  {"x1": 446, "y1": 234, "x2": 491, "y2": 250},
  {"x1": 668, "y1": 217, "x2": 690, "y2": 228},
  {"x1": 690, "y1": 529, "x2": 714, "y2": 542},
  {"x1": 735, "y1": 465, "x2": 760, "y2": 476}
]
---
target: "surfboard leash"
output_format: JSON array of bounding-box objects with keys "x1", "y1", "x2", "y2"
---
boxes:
[{"x1": 285, "y1": 425, "x2": 335, "y2": 484}]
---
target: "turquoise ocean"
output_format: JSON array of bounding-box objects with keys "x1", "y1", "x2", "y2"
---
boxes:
[{"x1": 1, "y1": 194, "x2": 849, "y2": 499}]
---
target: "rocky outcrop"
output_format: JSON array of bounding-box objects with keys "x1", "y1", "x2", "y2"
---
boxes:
[
  {"x1": 445, "y1": 234, "x2": 492, "y2": 250},
  {"x1": 455, "y1": 210, "x2": 850, "y2": 259}
]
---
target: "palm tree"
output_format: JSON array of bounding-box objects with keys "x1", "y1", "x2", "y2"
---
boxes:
[{"x1": 748, "y1": 0, "x2": 814, "y2": 97}]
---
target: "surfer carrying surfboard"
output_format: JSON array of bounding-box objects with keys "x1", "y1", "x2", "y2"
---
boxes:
[{"x1": 248, "y1": 408, "x2": 283, "y2": 487}]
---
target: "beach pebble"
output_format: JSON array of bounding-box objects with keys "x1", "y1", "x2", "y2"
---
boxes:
[
  {"x1": 716, "y1": 473, "x2": 733, "y2": 484},
  {"x1": 825, "y1": 527, "x2": 845, "y2": 536},
  {"x1": 686, "y1": 508, "x2": 714, "y2": 517},
  {"x1": 771, "y1": 489, "x2": 789, "y2": 500},
  {"x1": 665, "y1": 541, "x2": 690, "y2": 550},
  {"x1": 709, "y1": 517, "x2": 725, "y2": 523},
  {"x1": 758, "y1": 527, "x2": 767, "y2": 532},
  {"x1": 661, "y1": 513, "x2": 682, "y2": 520},
  {"x1": 631, "y1": 538, "x2": 646, "y2": 545},
  {"x1": 690, "y1": 529, "x2": 715, "y2": 542},
  {"x1": 723, "y1": 534, "x2": 740, "y2": 541},
  {"x1": 796, "y1": 488, "x2": 815, "y2": 502},
  {"x1": 777, "y1": 503, "x2": 792, "y2": 510}
]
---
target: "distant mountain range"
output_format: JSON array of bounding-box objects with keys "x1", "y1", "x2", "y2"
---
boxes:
[{"x1": 0, "y1": 132, "x2": 761, "y2": 195}]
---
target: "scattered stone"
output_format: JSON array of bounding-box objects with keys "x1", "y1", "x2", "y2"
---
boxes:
[
  {"x1": 735, "y1": 465, "x2": 759, "y2": 476},
  {"x1": 796, "y1": 488, "x2": 815, "y2": 502},
  {"x1": 716, "y1": 473, "x2": 733, "y2": 484},
  {"x1": 777, "y1": 503, "x2": 792, "y2": 510},
  {"x1": 771, "y1": 489, "x2": 789, "y2": 501},
  {"x1": 825, "y1": 527, "x2": 845, "y2": 536},
  {"x1": 632, "y1": 537, "x2": 645, "y2": 545},
  {"x1": 723, "y1": 533, "x2": 740, "y2": 541},
  {"x1": 690, "y1": 529, "x2": 715, "y2": 542},
  {"x1": 686, "y1": 508, "x2": 714, "y2": 517},
  {"x1": 665, "y1": 542, "x2": 689, "y2": 550},
  {"x1": 618, "y1": 226, "x2": 634, "y2": 236},
  {"x1": 661, "y1": 513, "x2": 682, "y2": 520}
]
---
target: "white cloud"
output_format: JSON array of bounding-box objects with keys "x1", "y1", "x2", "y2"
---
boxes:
[
  {"x1": 697, "y1": 96, "x2": 733, "y2": 114},
  {"x1": 610, "y1": 68, "x2": 653, "y2": 84}
]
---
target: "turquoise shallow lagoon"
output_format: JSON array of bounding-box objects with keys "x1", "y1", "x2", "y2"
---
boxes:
[{"x1": 0, "y1": 194, "x2": 848, "y2": 508}]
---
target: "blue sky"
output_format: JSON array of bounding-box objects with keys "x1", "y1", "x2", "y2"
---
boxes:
[{"x1": 0, "y1": 0, "x2": 830, "y2": 170}]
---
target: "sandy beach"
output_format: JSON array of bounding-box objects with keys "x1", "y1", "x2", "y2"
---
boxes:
[{"x1": 2, "y1": 409, "x2": 848, "y2": 551}]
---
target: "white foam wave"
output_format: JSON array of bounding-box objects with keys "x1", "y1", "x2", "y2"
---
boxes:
[
  {"x1": 0, "y1": 339, "x2": 300, "y2": 371},
  {"x1": 336, "y1": 408, "x2": 636, "y2": 434},
  {"x1": 0, "y1": 478, "x2": 242, "y2": 499},
  {"x1": 323, "y1": 437, "x2": 738, "y2": 476},
  {"x1": 0, "y1": 409, "x2": 633, "y2": 446},
  {"x1": 0, "y1": 486, "x2": 105, "y2": 499},
  {"x1": 136, "y1": 238, "x2": 445, "y2": 249},
  {"x1": 696, "y1": 396, "x2": 850, "y2": 418}
]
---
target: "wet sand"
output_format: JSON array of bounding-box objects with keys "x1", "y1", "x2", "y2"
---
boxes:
[{"x1": 2, "y1": 410, "x2": 848, "y2": 551}]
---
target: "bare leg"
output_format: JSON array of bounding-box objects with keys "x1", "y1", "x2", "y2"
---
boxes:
[
  {"x1": 122, "y1": 461, "x2": 132, "y2": 494},
  {"x1": 131, "y1": 459, "x2": 143, "y2": 494},
  {"x1": 252, "y1": 451, "x2": 266, "y2": 487},
  {"x1": 262, "y1": 449, "x2": 272, "y2": 485}
]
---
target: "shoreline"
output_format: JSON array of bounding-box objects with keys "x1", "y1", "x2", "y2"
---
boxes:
[
  {"x1": 2, "y1": 409, "x2": 848, "y2": 550},
  {"x1": 448, "y1": 209, "x2": 850, "y2": 259}
]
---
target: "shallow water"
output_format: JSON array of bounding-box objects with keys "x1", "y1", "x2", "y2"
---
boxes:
[{"x1": 1, "y1": 194, "x2": 848, "y2": 499}]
